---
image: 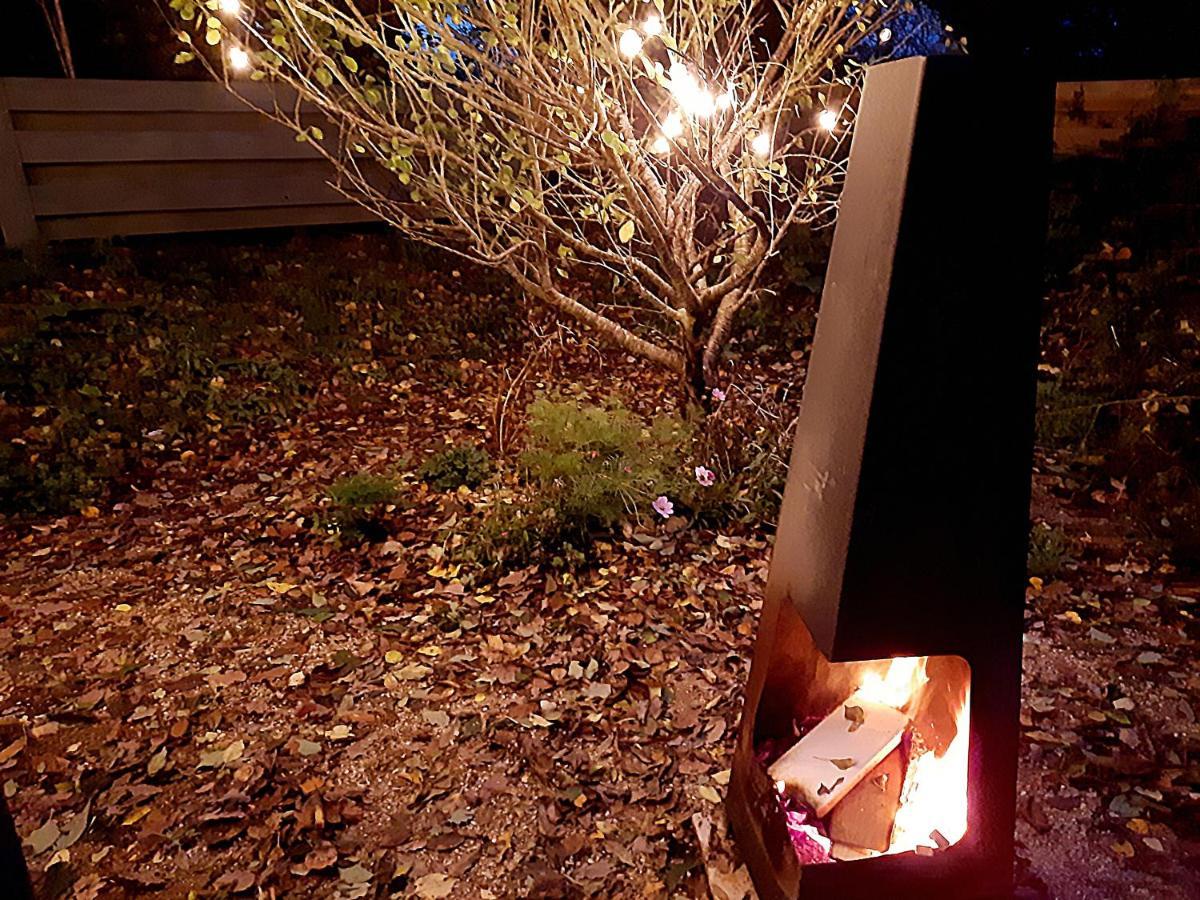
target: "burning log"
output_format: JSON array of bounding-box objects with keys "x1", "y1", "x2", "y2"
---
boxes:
[
  {"x1": 767, "y1": 696, "x2": 908, "y2": 819},
  {"x1": 827, "y1": 746, "x2": 906, "y2": 852}
]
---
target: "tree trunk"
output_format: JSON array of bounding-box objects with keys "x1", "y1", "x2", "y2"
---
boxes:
[
  {"x1": 680, "y1": 332, "x2": 709, "y2": 409},
  {"x1": 37, "y1": 0, "x2": 75, "y2": 78}
]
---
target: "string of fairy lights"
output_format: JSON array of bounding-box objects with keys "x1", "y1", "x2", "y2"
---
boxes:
[
  {"x1": 208, "y1": 0, "x2": 844, "y2": 196},
  {"x1": 212, "y1": 1, "x2": 844, "y2": 164},
  {"x1": 617, "y1": 11, "x2": 841, "y2": 161}
]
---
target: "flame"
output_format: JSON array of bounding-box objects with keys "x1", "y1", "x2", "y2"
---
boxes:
[
  {"x1": 854, "y1": 656, "x2": 971, "y2": 856},
  {"x1": 890, "y1": 687, "x2": 970, "y2": 852},
  {"x1": 856, "y1": 656, "x2": 928, "y2": 710}
]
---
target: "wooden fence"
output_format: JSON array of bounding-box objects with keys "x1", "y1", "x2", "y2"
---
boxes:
[
  {"x1": 1054, "y1": 78, "x2": 1200, "y2": 157},
  {"x1": 3, "y1": 75, "x2": 1199, "y2": 247},
  {"x1": 0, "y1": 77, "x2": 374, "y2": 246}
]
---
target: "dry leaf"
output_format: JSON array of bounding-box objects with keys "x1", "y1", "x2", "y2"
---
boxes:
[
  {"x1": 707, "y1": 864, "x2": 755, "y2": 900},
  {"x1": 414, "y1": 873, "x2": 457, "y2": 898},
  {"x1": 26, "y1": 818, "x2": 59, "y2": 855},
  {"x1": 822, "y1": 757, "x2": 856, "y2": 770}
]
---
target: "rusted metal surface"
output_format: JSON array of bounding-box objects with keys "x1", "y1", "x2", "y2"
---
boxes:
[{"x1": 728, "y1": 55, "x2": 1052, "y2": 899}]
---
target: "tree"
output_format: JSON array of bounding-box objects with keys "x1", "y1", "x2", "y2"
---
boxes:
[
  {"x1": 36, "y1": 0, "x2": 75, "y2": 77},
  {"x1": 171, "y1": 0, "x2": 893, "y2": 400}
]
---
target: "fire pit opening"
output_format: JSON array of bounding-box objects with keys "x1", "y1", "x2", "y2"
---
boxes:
[{"x1": 756, "y1": 654, "x2": 971, "y2": 865}]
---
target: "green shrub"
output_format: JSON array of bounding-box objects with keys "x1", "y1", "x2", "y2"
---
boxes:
[
  {"x1": 520, "y1": 396, "x2": 697, "y2": 531},
  {"x1": 1028, "y1": 523, "x2": 1073, "y2": 578},
  {"x1": 324, "y1": 473, "x2": 402, "y2": 542},
  {"x1": 466, "y1": 498, "x2": 566, "y2": 568},
  {"x1": 465, "y1": 397, "x2": 718, "y2": 565},
  {"x1": 419, "y1": 443, "x2": 492, "y2": 491},
  {"x1": 1036, "y1": 382, "x2": 1099, "y2": 450}
]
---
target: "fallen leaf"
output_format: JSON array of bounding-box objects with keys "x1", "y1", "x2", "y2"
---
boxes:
[
  {"x1": 396, "y1": 664, "x2": 432, "y2": 681},
  {"x1": 413, "y1": 873, "x2": 457, "y2": 898},
  {"x1": 292, "y1": 844, "x2": 338, "y2": 875},
  {"x1": 214, "y1": 869, "x2": 255, "y2": 893},
  {"x1": 56, "y1": 802, "x2": 90, "y2": 850},
  {"x1": 584, "y1": 682, "x2": 613, "y2": 701},
  {"x1": 1024, "y1": 730, "x2": 1068, "y2": 745},
  {"x1": 422, "y1": 709, "x2": 451, "y2": 728},
  {"x1": 707, "y1": 864, "x2": 754, "y2": 900},
  {"x1": 26, "y1": 818, "x2": 60, "y2": 854},
  {"x1": 817, "y1": 777, "x2": 845, "y2": 796},
  {"x1": 844, "y1": 705, "x2": 864, "y2": 733},
  {"x1": 0, "y1": 738, "x2": 25, "y2": 765},
  {"x1": 339, "y1": 863, "x2": 373, "y2": 885},
  {"x1": 1126, "y1": 818, "x2": 1149, "y2": 835},
  {"x1": 822, "y1": 757, "x2": 856, "y2": 770},
  {"x1": 208, "y1": 669, "x2": 247, "y2": 688},
  {"x1": 147, "y1": 747, "x2": 168, "y2": 776},
  {"x1": 1110, "y1": 840, "x2": 1134, "y2": 859}
]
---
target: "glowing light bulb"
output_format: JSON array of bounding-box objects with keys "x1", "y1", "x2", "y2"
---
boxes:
[
  {"x1": 228, "y1": 46, "x2": 251, "y2": 71},
  {"x1": 751, "y1": 131, "x2": 771, "y2": 156},
  {"x1": 662, "y1": 112, "x2": 683, "y2": 139},
  {"x1": 651, "y1": 136, "x2": 670, "y2": 154},
  {"x1": 879, "y1": 27, "x2": 893, "y2": 43},
  {"x1": 220, "y1": 0, "x2": 241, "y2": 14},
  {"x1": 715, "y1": 89, "x2": 734, "y2": 111},
  {"x1": 642, "y1": 14, "x2": 662, "y2": 37},
  {"x1": 666, "y1": 63, "x2": 714, "y2": 118},
  {"x1": 818, "y1": 108, "x2": 839, "y2": 131},
  {"x1": 619, "y1": 29, "x2": 643, "y2": 58}
]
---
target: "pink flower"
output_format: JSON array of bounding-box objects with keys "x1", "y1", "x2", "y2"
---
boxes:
[
  {"x1": 711, "y1": 387, "x2": 727, "y2": 402},
  {"x1": 652, "y1": 495, "x2": 674, "y2": 518},
  {"x1": 694, "y1": 466, "x2": 715, "y2": 487}
]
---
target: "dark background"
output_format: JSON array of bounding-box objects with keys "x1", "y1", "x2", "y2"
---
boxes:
[{"x1": 4, "y1": 2, "x2": 1199, "y2": 81}]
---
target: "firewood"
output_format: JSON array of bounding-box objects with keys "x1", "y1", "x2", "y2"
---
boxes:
[
  {"x1": 767, "y1": 696, "x2": 908, "y2": 818},
  {"x1": 827, "y1": 745, "x2": 905, "y2": 852}
]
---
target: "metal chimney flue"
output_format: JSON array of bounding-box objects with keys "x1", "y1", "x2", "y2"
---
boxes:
[{"x1": 727, "y1": 56, "x2": 1053, "y2": 899}]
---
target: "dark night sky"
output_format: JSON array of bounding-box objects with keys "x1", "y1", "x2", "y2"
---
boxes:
[{"x1": 3, "y1": 1, "x2": 1198, "y2": 81}]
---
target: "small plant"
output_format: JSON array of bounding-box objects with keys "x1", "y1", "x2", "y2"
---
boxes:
[
  {"x1": 419, "y1": 443, "x2": 492, "y2": 491},
  {"x1": 520, "y1": 396, "x2": 697, "y2": 533},
  {"x1": 466, "y1": 498, "x2": 562, "y2": 568},
  {"x1": 466, "y1": 396, "x2": 720, "y2": 566},
  {"x1": 1036, "y1": 382, "x2": 1099, "y2": 451},
  {"x1": 1028, "y1": 523, "x2": 1074, "y2": 578},
  {"x1": 324, "y1": 473, "x2": 402, "y2": 542}
]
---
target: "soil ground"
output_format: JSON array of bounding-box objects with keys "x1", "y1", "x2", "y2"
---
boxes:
[{"x1": 1, "y1": 245, "x2": 1198, "y2": 899}]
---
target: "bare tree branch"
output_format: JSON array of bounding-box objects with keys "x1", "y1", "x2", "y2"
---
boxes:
[{"x1": 167, "y1": 0, "x2": 892, "y2": 399}]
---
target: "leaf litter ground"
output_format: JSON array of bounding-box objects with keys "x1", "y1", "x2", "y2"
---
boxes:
[{"x1": 0, "y1": 248, "x2": 1197, "y2": 899}]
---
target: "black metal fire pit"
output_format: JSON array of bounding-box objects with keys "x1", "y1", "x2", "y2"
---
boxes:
[{"x1": 728, "y1": 56, "x2": 1053, "y2": 899}]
